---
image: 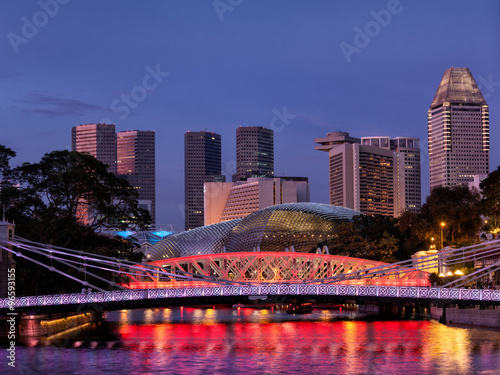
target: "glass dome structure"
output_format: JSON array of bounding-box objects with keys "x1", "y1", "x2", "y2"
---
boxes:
[{"x1": 145, "y1": 203, "x2": 362, "y2": 261}]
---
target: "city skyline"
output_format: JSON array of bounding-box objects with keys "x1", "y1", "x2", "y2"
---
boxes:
[{"x1": 1, "y1": 1, "x2": 499, "y2": 229}]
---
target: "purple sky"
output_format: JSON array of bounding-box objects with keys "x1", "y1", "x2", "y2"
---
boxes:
[{"x1": 1, "y1": 0, "x2": 499, "y2": 230}]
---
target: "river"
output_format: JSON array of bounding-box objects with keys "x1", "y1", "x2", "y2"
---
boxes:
[{"x1": 1, "y1": 306, "x2": 500, "y2": 374}]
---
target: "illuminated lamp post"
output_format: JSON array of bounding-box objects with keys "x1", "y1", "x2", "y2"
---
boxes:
[{"x1": 440, "y1": 222, "x2": 445, "y2": 250}]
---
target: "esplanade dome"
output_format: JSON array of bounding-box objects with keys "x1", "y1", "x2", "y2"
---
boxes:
[{"x1": 145, "y1": 203, "x2": 362, "y2": 261}]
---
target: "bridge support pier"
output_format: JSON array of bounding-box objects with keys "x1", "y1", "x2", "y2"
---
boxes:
[{"x1": 0, "y1": 219, "x2": 16, "y2": 299}]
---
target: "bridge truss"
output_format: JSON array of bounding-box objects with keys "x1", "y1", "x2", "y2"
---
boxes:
[{"x1": 0, "y1": 236, "x2": 499, "y2": 298}]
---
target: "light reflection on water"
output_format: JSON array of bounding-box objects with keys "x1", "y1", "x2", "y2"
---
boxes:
[{"x1": 2, "y1": 307, "x2": 500, "y2": 375}]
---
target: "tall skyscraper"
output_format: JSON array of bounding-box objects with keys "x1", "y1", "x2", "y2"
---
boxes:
[
  {"x1": 361, "y1": 137, "x2": 421, "y2": 215},
  {"x1": 233, "y1": 126, "x2": 274, "y2": 181},
  {"x1": 428, "y1": 67, "x2": 489, "y2": 190},
  {"x1": 315, "y1": 131, "x2": 421, "y2": 217},
  {"x1": 117, "y1": 130, "x2": 156, "y2": 223},
  {"x1": 184, "y1": 131, "x2": 225, "y2": 230},
  {"x1": 71, "y1": 123, "x2": 117, "y2": 174},
  {"x1": 72, "y1": 123, "x2": 117, "y2": 224}
]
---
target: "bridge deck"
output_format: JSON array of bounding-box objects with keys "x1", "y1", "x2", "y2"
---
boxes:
[{"x1": 2, "y1": 284, "x2": 499, "y2": 312}]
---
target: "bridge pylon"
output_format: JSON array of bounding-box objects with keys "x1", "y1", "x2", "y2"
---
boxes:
[{"x1": 0, "y1": 218, "x2": 15, "y2": 298}]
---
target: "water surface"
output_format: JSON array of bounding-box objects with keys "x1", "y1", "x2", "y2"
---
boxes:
[{"x1": 1, "y1": 307, "x2": 499, "y2": 374}]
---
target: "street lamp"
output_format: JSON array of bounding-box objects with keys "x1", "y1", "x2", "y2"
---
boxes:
[{"x1": 440, "y1": 222, "x2": 445, "y2": 250}]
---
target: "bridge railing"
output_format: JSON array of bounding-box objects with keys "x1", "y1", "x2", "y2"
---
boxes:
[{"x1": 1, "y1": 284, "x2": 499, "y2": 312}]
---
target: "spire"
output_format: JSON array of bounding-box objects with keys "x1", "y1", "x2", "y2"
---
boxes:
[{"x1": 430, "y1": 67, "x2": 487, "y2": 109}]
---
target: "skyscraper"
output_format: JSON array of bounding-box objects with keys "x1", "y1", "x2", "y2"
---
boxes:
[
  {"x1": 361, "y1": 136, "x2": 421, "y2": 215},
  {"x1": 72, "y1": 123, "x2": 117, "y2": 224},
  {"x1": 71, "y1": 123, "x2": 117, "y2": 174},
  {"x1": 184, "y1": 131, "x2": 225, "y2": 230},
  {"x1": 117, "y1": 130, "x2": 156, "y2": 223},
  {"x1": 233, "y1": 126, "x2": 274, "y2": 181},
  {"x1": 428, "y1": 67, "x2": 489, "y2": 190},
  {"x1": 316, "y1": 131, "x2": 421, "y2": 217}
]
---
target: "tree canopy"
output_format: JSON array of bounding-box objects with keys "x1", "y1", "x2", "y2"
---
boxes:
[
  {"x1": 420, "y1": 186, "x2": 481, "y2": 246},
  {"x1": 0, "y1": 147, "x2": 150, "y2": 295},
  {"x1": 2, "y1": 150, "x2": 150, "y2": 247},
  {"x1": 480, "y1": 166, "x2": 500, "y2": 238},
  {"x1": 317, "y1": 215, "x2": 400, "y2": 263}
]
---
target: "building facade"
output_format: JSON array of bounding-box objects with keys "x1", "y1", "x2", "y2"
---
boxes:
[
  {"x1": 361, "y1": 136, "x2": 421, "y2": 215},
  {"x1": 233, "y1": 126, "x2": 274, "y2": 181},
  {"x1": 204, "y1": 176, "x2": 310, "y2": 225},
  {"x1": 72, "y1": 123, "x2": 117, "y2": 224},
  {"x1": 428, "y1": 67, "x2": 489, "y2": 190},
  {"x1": 117, "y1": 130, "x2": 156, "y2": 223},
  {"x1": 316, "y1": 131, "x2": 421, "y2": 217},
  {"x1": 184, "y1": 131, "x2": 225, "y2": 230},
  {"x1": 72, "y1": 123, "x2": 117, "y2": 174}
]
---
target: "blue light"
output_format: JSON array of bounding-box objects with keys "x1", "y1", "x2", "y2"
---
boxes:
[
  {"x1": 116, "y1": 230, "x2": 135, "y2": 238},
  {"x1": 152, "y1": 231, "x2": 173, "y2": 238}
]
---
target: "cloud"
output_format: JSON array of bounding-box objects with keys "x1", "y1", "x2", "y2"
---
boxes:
[{"x1": 16, "y1": 91, "x2": 106, "y2": 118}]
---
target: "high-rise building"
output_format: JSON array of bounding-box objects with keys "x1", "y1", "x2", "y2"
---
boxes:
[
  {"x1": 233, "y1": 126, "x2": 274, "y2": 181},
  {"x1": 315, "y1": 131, "x2": 361, "y2": 209},
  {"x1": 72, "y1": 123, "x2": 117, "y2": 174},
  {"x1": 72, "y1": 123, "x2": 117, "y2": 224},
  {"x1": 184, "y1": 131, "x2": 225, "y2": 230},
  {"x1": 428, "y1": 67, "x2": 489, "y2": 190},
  {"x1": 315, "y1": 132, "x2": 394, "y2": 216},
  {"x1": 361, "y1": 137, "x2": 421, "y2": 215},
  {"x1": 117, "y1": 130, "x2": 156, "y2": 223},
  {"x1": 204, "y1": 176, "x2": 310, "y2": 225}
]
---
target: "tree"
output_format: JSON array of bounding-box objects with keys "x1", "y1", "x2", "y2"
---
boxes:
[
  {"x1": 0, "y1": 147, "x2": 150, "y2": 295},
  {"x1": 366, "y1": 231, "x2": 398, "y2": 263},
  {"x1": 320, "y1": 221, "x2": 368, "y2": 257},
  {"x1": 2, "y1": 150, "x2": 151, "y2": 247},
  {"x1": 317, "y1": 215, "x2": 400, "y2": 263},
  {"x1": 420, "y1": 186, "x2": 481, "y2": 247},
  {"x1": 398, "y1": 211, "x2": 428, "y2": 258},
  {"x1": 480, "y1": 166, "x2": 500, "y2": 238},
  {"x1": 0, "y1": 145, "x2": 15, "y2": 179}
]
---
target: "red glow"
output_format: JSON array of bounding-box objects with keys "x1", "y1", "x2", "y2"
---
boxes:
[{"x1": 121, "y1": 278, "x2": 430, "y2": 290}]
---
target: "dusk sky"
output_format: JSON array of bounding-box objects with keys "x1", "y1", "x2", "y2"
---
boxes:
[{"x1": 1, "y1": 0, "x2": 499, "y2": 230}]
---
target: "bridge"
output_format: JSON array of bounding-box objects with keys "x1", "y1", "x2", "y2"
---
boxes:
[{"x1": 1, "y1": 234, "x2": 499, "y2": 314}]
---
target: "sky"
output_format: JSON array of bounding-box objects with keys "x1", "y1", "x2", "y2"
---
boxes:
[{"x1": 1, "y1": 0, "x2": 499, "y2": 230}]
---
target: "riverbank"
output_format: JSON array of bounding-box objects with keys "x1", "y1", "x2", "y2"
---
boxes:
[
  {"x1": 0, "y1": 311, "x2": 103, "y2": 338},
  {"x1": 431, "y1": 306, "x2": 500, "y2": 328}
]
